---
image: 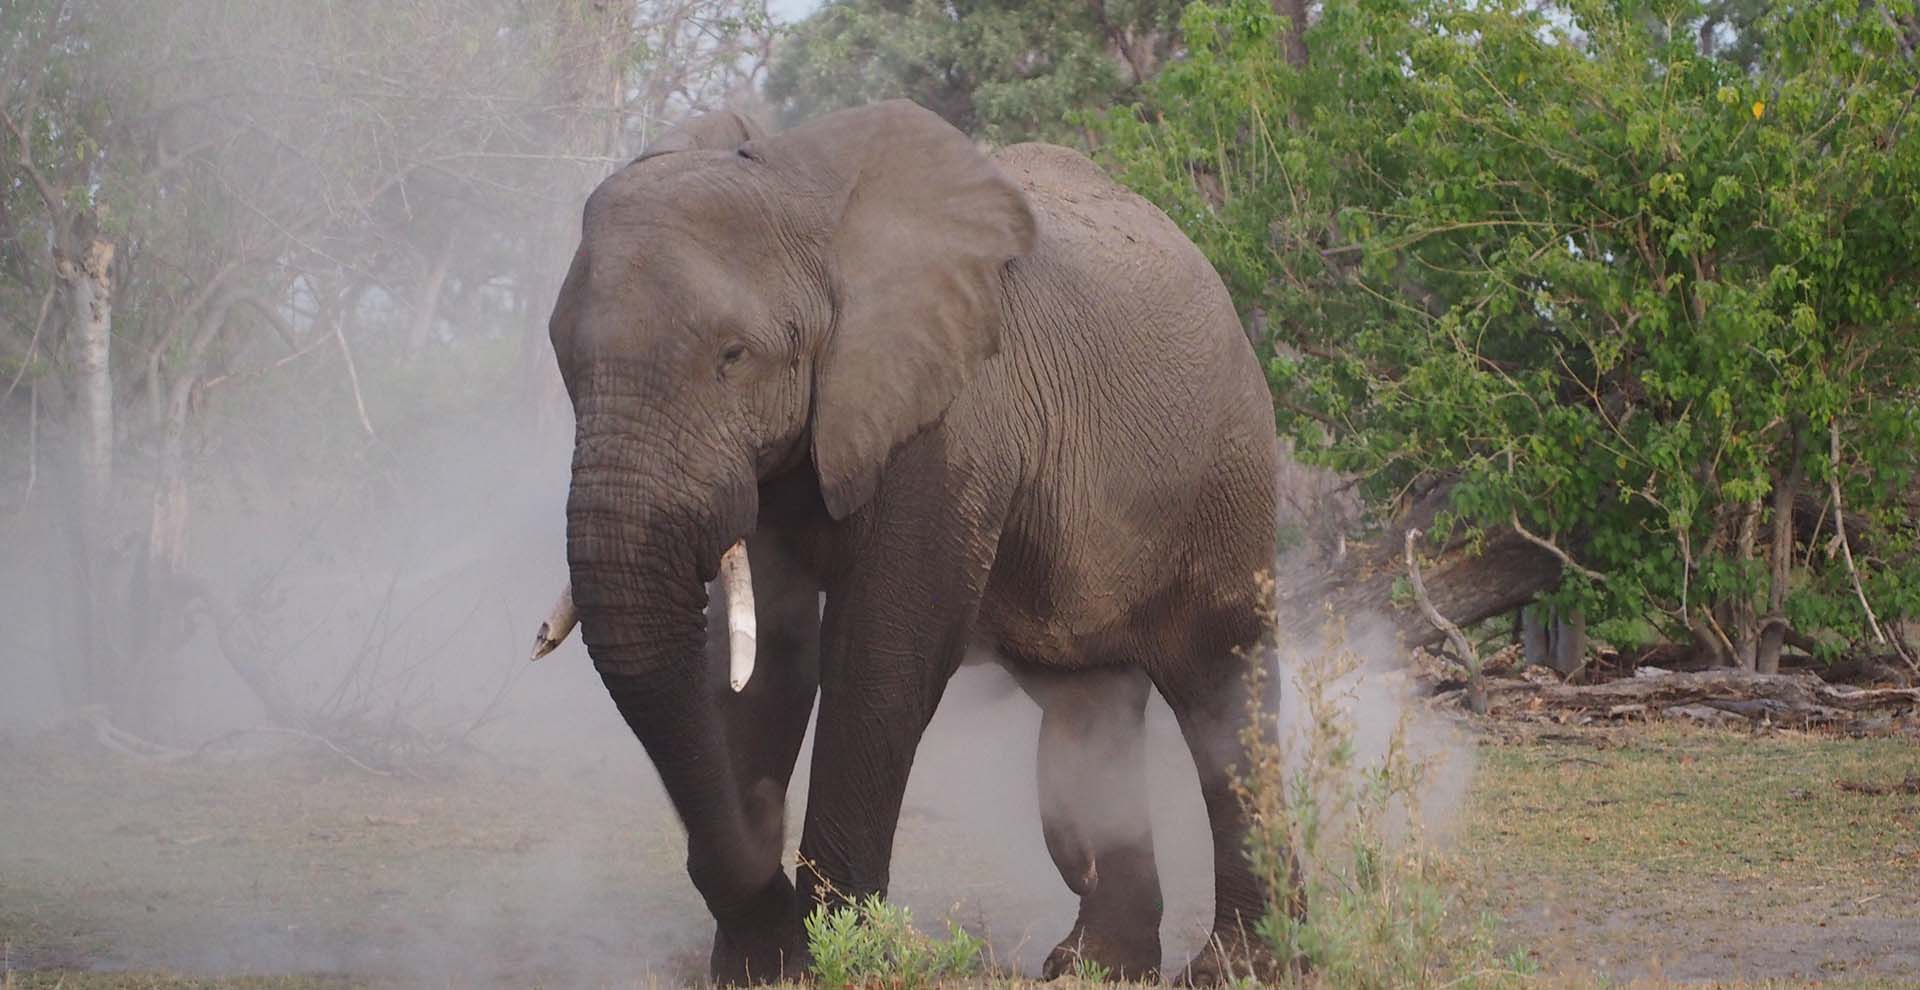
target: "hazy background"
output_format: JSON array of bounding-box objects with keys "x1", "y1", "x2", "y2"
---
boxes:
[{"x1": 0, "y1": 0, "x2": 1458, "y2": 982}]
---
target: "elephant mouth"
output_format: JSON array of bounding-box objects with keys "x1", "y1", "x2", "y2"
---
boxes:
[{"x1": 530, "y1": 539, "x2": 759, "y2": 693}]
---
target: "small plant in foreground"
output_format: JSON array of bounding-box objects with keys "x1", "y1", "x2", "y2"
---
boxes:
[
  {"x1": 803, "y1": 893, "x2": 984, "y2": 990},
  {"x1": 1236, "y1": 614, "x2": 1537, "y2": 990},
  {"x1": 1068, "y1": 955, "x2": 1112, "y2": 984}
]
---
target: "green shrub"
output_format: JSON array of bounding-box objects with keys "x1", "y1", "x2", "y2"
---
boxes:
[
  {"x1": 803, "y1": 893, "x2": 985, "y2": 990},
  {"x1": 1099, "y1": 0, "x2": 1920, "y2": 670}
]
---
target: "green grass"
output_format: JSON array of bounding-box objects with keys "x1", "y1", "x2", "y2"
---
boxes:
[
  {"x1": 1459, "y1": 726, "x2": 1920, "y2": 986},
  {"x1": 1465, "y1": 727, "x2": 1920, "y2": 895}
]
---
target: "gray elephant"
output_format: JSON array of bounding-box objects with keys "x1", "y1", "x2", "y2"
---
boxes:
[{"x1": 539, "y1": 99, "x2": 1285, "y2": 985}]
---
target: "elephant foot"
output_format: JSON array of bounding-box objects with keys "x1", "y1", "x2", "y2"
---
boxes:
[
  {"x1": 1171, "y1": 928, "x2": 1290, "y2": 988},
  {"x1": 1039, "y1": 925, "x2": 1160, "y2": 983},
  {"x1": 708, "y1": 872, "x2": 806, "y2": 986}
]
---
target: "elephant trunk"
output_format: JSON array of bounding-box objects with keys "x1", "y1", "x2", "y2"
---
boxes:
[{"x1": 565, "y1": 414, "x2": 778, "y2": 921}]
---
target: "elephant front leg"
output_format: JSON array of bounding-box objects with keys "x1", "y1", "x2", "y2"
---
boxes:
[
  {"x1": 711, "y1": 531, "x2": 822, "y2": 869},
  {"x1": 793, "y1": 495, "x2": 1004, "y2": 925},
  {"x1": 704, "y1": 530, "x2": 822, "y2": 984},
  {"x1": 1027, "y1": 665, "x2": 1164, "y2": 982}
]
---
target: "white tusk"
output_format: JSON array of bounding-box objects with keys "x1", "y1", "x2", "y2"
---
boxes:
[
  {"x1": 530, "y1": 584, "x2": 577, "y2": 661},
  {"x1": 719, "y1": 540, "x2": 756, "y2": 692}
]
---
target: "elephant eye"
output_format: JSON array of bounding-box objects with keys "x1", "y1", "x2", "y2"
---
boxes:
[{"x1": 719, "y1": 342, "x2": 749, "y2": 370}]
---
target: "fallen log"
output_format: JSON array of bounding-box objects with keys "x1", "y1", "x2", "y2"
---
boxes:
[
  {"x1": 1273, "y1": 480, "x2": 1563, "y2": 650},
  {"x1": 1478, "y1": 669, "x2": 1920, "y2": 724}
]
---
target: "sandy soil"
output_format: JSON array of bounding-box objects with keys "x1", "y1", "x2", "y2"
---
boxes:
[
  {"x1": 5, "y1": 696, "x2": 1917, "y2": 988},
  {"x1": 0, "y1": 670, "x2": 1219, "y2": 987}
]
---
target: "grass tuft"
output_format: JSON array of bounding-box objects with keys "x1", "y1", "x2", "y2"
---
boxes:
[{"x1": 1235, "y1": 615, "x2": 1537, "y2": 990}]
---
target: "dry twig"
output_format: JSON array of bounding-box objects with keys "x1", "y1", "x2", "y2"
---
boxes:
[
  {"x1": 1406, "y1": 527, "x2": 1487, "y2": 714},
  {"x1": 1829, "y1": 418, "x2": 1887, "y2": 646}
]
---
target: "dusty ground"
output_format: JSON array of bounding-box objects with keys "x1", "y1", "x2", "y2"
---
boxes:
[
  {"x1": 0, "y1": 673, "x2": 1218, "y2": 989},
  {"x1": 1462, "y1": 725, "x2": 1920, "y2": 987},
  {"x1": 3, "y1": 713, "x2": 1917, "y2": 989}
]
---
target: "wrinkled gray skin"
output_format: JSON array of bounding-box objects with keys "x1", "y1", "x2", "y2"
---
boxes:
[{"x1": 549, "y1": 100, "x2": 1282, "y2": 985}]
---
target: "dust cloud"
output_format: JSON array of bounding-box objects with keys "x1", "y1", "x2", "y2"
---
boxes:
[
  {"x1": 0, "y1": 6, "x2": 1471, "y2": 987},
  {"x1": 2, "y1": 431, "x2": 1469, "y2": 986}
]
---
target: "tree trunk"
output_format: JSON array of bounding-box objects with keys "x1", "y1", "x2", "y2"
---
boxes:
[
  {"x1": 1274, "y1": 0, "x2": 1310, "y2": 68},
  {"x1": 1548, "y1": 609, "x2": 1587, "y2": 676},
  {"x1": 60, "y1": 238, "x2": 114, "y2": 517},
  {"x1": 1758, "y1": 430, "x2": 1806, "y2": 675},
  {"x1": 403, "y1": 227, "x2": 456, "y2": 363},
  {"x1": 57, "y1": 237, "x2": 116, "y2": 710},
  {"x1": 1730, "y1": 498, "x2": 1762, "y2": 670},
  {"x1": 123, "y1": 293, "x2": 239, "y2": 731},
  {"x1": 1481, "y1": 669, "x2": 1920, "y2": 724},
  {"x1": 1521, "y1": 605, "x2": 1550, "y2": 666}
]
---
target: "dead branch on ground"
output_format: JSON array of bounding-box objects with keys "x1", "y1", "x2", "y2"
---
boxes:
[{"x1": 1468, "y1": 668, "x2": 1920, "y2": 726}]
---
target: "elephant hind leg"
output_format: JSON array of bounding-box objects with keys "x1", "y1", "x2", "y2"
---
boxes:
[
  {"x1": 1022, "y1": 664, "x2": 1163, "y2": 982},
  {"x1": 1151, "y1": 609, "x2": 1298, "y2": 988}
]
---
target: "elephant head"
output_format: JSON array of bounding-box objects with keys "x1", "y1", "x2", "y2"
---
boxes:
[{"x1": 544, "y1": 100, "x2": 1036, "y2": 978}]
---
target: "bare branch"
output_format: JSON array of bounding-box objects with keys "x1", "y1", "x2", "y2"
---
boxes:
[
  {"x1": 1830, "y1": 417, "x2": 1888, "y2": 645},
  {"x1": 0, "y1": 0, "x2": 71, "y2": 228},
  {"x1": 194, "y1": 726, "x2": 394, "y2": 778},
  {"x1": 332, "y1": 320, "x2": 377, "y2": 441},
  {"x1": 0, "y1": 280, "x2": 54, "y2": 406},
  {"x1": 1510, "y1": 512, "x2": 1605, "y2": 582},
  {"x1": 1406, "y1": 526, "x2": 1488, "y2": 714},
  {"x1": 199, "y1": 334, "x2": 330, "y2": 392},
  {"x1": 0, "y1": 105, "x2": 66, "y2": 235}
]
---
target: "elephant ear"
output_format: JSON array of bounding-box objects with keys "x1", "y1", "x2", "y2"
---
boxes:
[
  {"x1": 633, "y1": 108, "x2": 766, "y2": 162},
  {"x1": 747, "y1": 100, "x2": 1038, "y2": 519}
]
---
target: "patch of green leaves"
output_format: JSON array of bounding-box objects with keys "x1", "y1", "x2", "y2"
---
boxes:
[
  {"x1": 1096, "y1": 0, "x2": 1920, "y2": 657},
  {"x1": 803, "y1": 894, "x2": 985, "y2": 990}
]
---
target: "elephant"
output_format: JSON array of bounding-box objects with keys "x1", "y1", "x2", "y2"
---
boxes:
[{"x1": 539, "y1": 99, "x2": 1286, "y2": 985}]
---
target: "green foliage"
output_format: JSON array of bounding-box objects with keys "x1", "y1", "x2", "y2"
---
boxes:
[
  {"x1": 1098, "y1": 0, "x2": 1920, "y2": 656},
  {"x1": 1068, "y1": 955, "x2": 1112, "y2": 984},
  {"x1": 767, "y1": 0, "x2": 1189, "y2": 142},
  {"x1": 802, "y1": 894, "x2": 985, "y2": 990},
  {"x1": 1236, "y1": 622, "x2": 1536, "y2": 990}
]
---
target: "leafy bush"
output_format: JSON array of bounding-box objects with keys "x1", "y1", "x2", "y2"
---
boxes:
[
  {"x1": 1098, "y1": 0, "x2": 1920, "y2": 669},
  {"x1": 803, "y1": 894, "x2": 986, "y2": 990}
]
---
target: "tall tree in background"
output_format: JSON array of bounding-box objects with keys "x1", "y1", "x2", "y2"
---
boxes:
[
  {"x1": 1, "y1": 0, "x2": 119, "y2": 707},
  {"x1": 1098, "y1": 0, "x2": 1920, "y2": 669},
  {"x1": 766, "y1": 0, "x2": 1189, "y2": 142},
  {"x1": 0, "y1": 0, "x2": 773, "y2": 734}
]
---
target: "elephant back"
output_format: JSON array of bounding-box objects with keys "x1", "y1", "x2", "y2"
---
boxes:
[{"x1": 990, "y1": 143, "x2": 1240, "y2": 349}]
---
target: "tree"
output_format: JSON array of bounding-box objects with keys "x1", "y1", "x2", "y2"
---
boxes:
[
  {"x1": 0, "y1": 0, "x2": 776, "y2": 736},
  {"x1": 2, "y1": 0, "x2": 133, "y2": 709},
  {"x1": 1098, "y1": 0, "x2": 1920, "y2": 670},
  {"x1": 766, "y1": 0, "x2": 1189, "y2": 142}
]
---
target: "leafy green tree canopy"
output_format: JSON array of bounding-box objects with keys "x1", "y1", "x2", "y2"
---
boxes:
[
  {"x1": 767, "y1": 0, "x2": 1189, "y2": 142},
  {"x1": 1099, "y1": 0, "x2": 1920, "y2": 666}
]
